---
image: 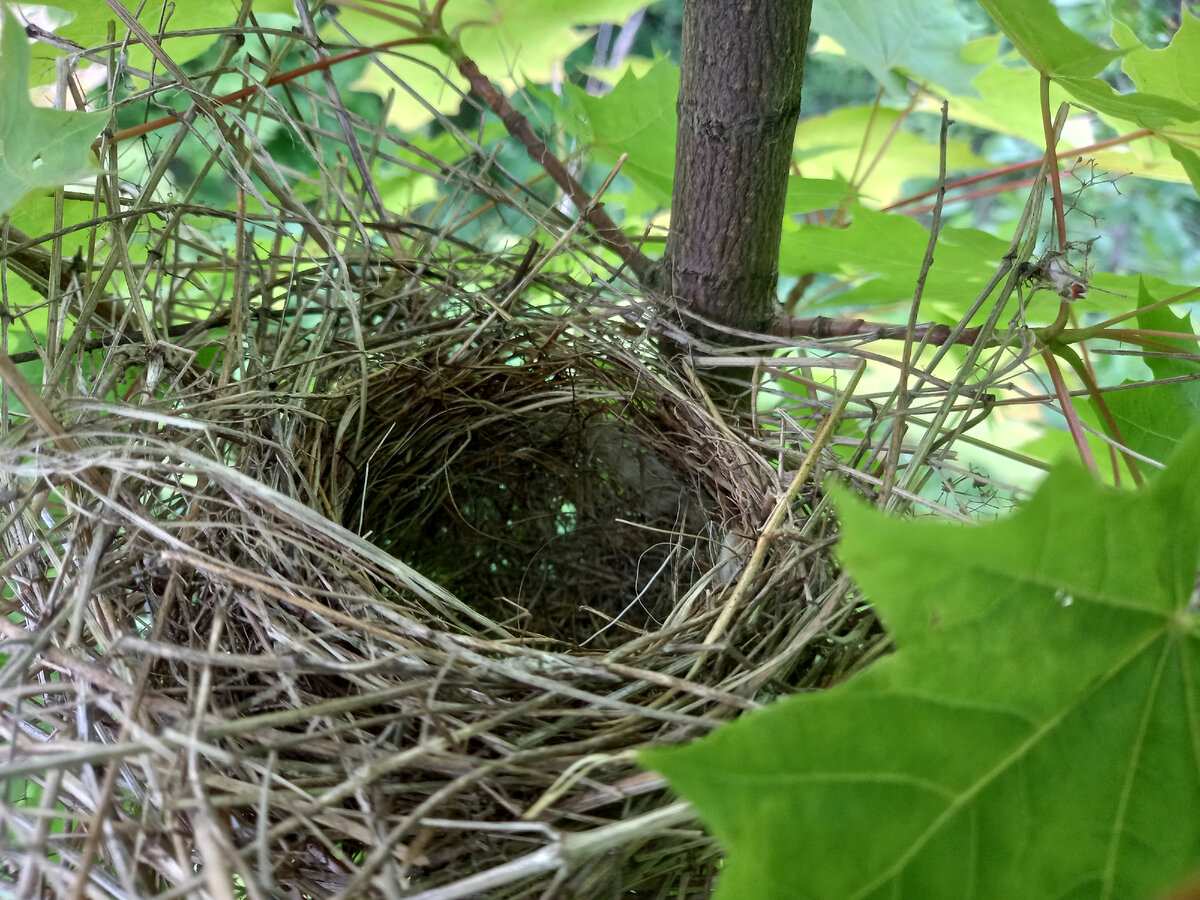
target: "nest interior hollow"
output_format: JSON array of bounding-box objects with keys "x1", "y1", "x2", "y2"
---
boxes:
[{"x1": 323, "y1": 331, "x2": 730, "y2": 648}]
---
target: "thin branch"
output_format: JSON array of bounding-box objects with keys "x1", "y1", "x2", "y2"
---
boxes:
[
  {"x1": 774, "y1": 316, "x2": 997, "y2": 347},
  {"x1": 885, "y1": 128, "x2": 1153, "y2": 212},
  {"x1": 452, "y1": 54, "x2": 656, "y2": 285},
  {"x1": 100, "y1": 36, "x2": 437, "y2": 148},
  {"x1": 1087, "y1": 284, "x2": 1200, "y2": 331}
]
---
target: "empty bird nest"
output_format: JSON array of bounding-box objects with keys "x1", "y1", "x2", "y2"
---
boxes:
[{"x1": 0, "y1": 221, "x2": 887, "y2": 898}]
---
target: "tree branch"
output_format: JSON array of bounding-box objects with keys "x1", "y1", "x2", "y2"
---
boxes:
[
  {"x1": 664, "y1": 0, "x2": 813, "y2": 334},
  {"x1": 774, "y1": 316, "x2": 997, "y2": 347},
  {"x1": 453, "y1": 55, "x2": 656, "y2": 285}
]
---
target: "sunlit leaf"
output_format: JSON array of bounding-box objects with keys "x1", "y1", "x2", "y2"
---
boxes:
[
  {"x1": 38, "y1": 0, "x2": 295, "y2": 78},
  {"x1": 1088, "y1": 140, "x2": 1197, "y2": 186},
  {"x1": 783, "y1": 175, "x2": 856, "y2": 217},
  {"x1": 559, "y1": 56, "x2": 679, "y2": 211},
  {"x1": 922, "y1": 38, "x2": 1191, "y2": 185},
  {"x1": 346, "y1": 0, "x2": 647, "y2": 131},
  {"x1": 793, "y1": 105, "x2": 987, "y2": 205},
  {"x1": 1056, "y1": 76, "x2": 1199, "y2": 131},
  {"x1": 976, "y1": 0, "x2": 1123, "y2": 77},
  {"x1": 378, "y1": 121, "x2": 508, "y2": 211},
  {"x1": 778, "y1": 204, "x2": 1008, "y2": 315},
  {"x1": 924, "y1": 37, "x2": 1065, "y2": 146},
  {"x1": 0, "y1": 7, "x2": 106, "y2": 217},
  {"x1": 1110, "y1": 12, "x2": 1200, "y2": 193},
  {"x1": 976, "y1": 1, "x2": 1200, "y2": 189},
  {"x1": 1115, "y1": 13, "x2": 1200, "y2": 109},
  {"x1": 812, "y1": 0, "x2": 983, "y2": 95}
]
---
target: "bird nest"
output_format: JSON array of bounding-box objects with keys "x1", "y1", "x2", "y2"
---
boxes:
[{"x1": 0, "y1": 240, "x2": 885, "y2": 897}]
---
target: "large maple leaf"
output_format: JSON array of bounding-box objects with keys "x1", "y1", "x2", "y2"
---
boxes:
[{"x1": 642, "y1": 434, "x2": 1200, "y2": 899}]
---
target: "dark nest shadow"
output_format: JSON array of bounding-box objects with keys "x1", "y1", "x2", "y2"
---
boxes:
[{"x1": 322, "y1": 326, "x2": 733, "y2": 648}]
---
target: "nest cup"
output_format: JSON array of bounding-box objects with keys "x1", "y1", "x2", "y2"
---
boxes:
[{"x1": 316, "y1": 314, "x2": 748, "y2": 648}]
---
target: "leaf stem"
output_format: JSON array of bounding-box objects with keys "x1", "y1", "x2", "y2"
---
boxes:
[
  {"x1": 1041, "y1": 346, "x2": 1098, "y2": 474},
  {"x1": 1039, "y1": 74, "x2": 1069, "y2": 248},
  {"x1": 885, "y1": 129, "x2": 1153, "y2": 213}
]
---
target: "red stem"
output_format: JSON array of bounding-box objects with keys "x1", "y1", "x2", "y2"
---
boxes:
[
  {"x1": 99, "y1": 36, "x2": 433, "y2": 148},
  {"x1": 1053, "y1": 342, "x2": 1145, "y2": 485},
  {"x1": 903, "y1": 174, "x2": 1041, "y2": 216},
  {"x1": 1039, "y1": 74, "x2": 1068, "y2": 248},
  {"x1": 885, "y1": 129, "x2": 1153, "y2": 212},
  {"x1": 1041, "y1": 345, "x2": 1098, "y2": 474}
]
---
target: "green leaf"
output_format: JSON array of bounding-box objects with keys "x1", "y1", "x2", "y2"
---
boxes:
[
  {"x1": 792, "y1": 105, "x2": 988, "y2": 206},
  {"x1": 778, "y1": 204, "x2": 1008, "y2": 315},
  {"x1": 1088, "y1": 272, "x2": 1198, "y2": 313},
  {"x1": 346, "y1": 0, "x2": 648, "y2": 131},
  {"x1": 378, "y1": 121, "x2": 508, "y2": 211},
  {"x1": 923, "y1": 34, "x2": 1090, "y2": 150},
  {"x1": 923, "y1": 37, "x2": 1193, "y2": 186},
  {"x1": 925, "y1": 40, "x2": 1058, "y2": 146},
  {"x1": 1168, "y1": 142, "x2": 1200, "y2": 190},
  {"x1": 1057, "y1": 75, "x2": 1200, "y2": 131},
  {"x1": 1110, "y1": 12, "x2": 1200, "y2": 194},
  {"x1": 812, "y1": 0, "x2": 983, "y2": 95},
  {"x1": 0, "y1": 8, "x2": 107, "y2": 217},
  {"x1": 1115, "y1": 13, "x2": 1200, "y2": 110},
  {"x1": 1103, "y1": 284, "x2": 1200, "y2": 464},
  {"x1": 1088, "y1": 136, "x2": 1197, "y2": 187},
  {"x1": 783, "y1": 176, "x2": 855, "y2": 217},
  {"x1": 642, "y1": 435, "x2": 1200, "y2": 900},
  {"x1": 975, "y1": 2, "x2": 1200, "y2": 189},
  {"x1": 976, "y1": 0, "x2": 1124, "y2": 77},
  {"x1": 558, "y1": 57, "x2": 679, "y2": 211},
  {"x1": 38, "y1": 0, "x2": 295, "y2": 78},
  {"x1": 3, "y1": 192, "x2": 98, "y2": 335}
]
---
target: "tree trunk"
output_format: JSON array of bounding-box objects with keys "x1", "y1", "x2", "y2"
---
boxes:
[{"x1": 664, "y1": 0, "x2": 813, "y2": 336}]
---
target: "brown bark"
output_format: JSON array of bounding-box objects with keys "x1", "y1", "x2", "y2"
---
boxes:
[{"x1": 663, "y1": 0, "x2": 813, "y2": 335}]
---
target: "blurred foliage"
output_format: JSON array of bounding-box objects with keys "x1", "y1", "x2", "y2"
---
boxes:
[{"x1": 37, "y1": 0, "x2": 1193, "y2": 286}]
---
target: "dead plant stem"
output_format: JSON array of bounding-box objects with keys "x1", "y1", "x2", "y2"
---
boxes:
[
  {"x1": 882, "y1": 101, "x2": 951, "y2": 501},
  {"x1": 696, "y1": 359, "x2": 867, "y2": 658},
  {"x1": 400, "y1": 801, "x2": 696, "y2": 900}
]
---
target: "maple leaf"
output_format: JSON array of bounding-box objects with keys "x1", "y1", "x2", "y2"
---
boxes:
[
  {"x1": 0, "y1": 7, "x2": 106, "y2": 217},
  {"x1": 642, "y1": 433, "x2": 1200, "y2": 900}
]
